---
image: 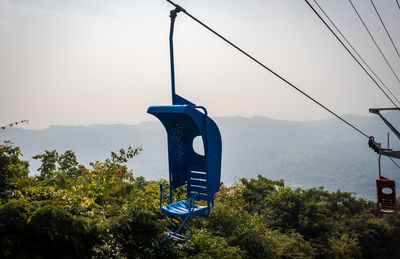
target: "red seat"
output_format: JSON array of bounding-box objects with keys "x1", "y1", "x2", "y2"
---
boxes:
[{"x1": 376, "y1": 177, "x2": 397, "y2": 214}]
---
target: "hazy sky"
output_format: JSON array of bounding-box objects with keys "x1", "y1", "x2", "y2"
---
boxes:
[{"x1": 1, "y1": 0, "x2": 400, "y2": 129}]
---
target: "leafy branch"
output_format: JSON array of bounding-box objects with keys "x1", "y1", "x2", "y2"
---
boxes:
[{"x1": 1, "y1": 120, "x2": 29, "y2": 130}]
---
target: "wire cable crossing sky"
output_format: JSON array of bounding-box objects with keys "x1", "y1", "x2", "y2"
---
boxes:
[
  {"x1": 370, "y1": 0, "x2": 400, "y2": 62},
  {"x1": 1, "y1": 0, "x2": 399, "y2": 129},
  {"x1": 348, "y1": 0, "x2": 400, "y2": 87},
  {"x1": 312, "y1": 0, "x2": 400, "y2": 107},
  {"x1": 306, "y1": 0, "x2": 399, "y2": 108},
  {"x1": 166, "y1": 0, "x2": 370, "y2": 138}
]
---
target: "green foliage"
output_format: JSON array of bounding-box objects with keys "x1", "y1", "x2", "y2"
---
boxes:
[
  {"x1": 0, "y1": 200, "x2": 98, "y2": 258},
  {"x1": 1, "y1": 143, "x2": 400, "y2": 258},
  {"x1": 59, "y1": 150, "x2": 79, "y2": 177},
  {"x1": 28, "y1": 204, "x2": 98, "y2": 258},
  {"x1": 0, "y1": 141, "x2": 29, "y2": 203},
  {"x1": 109, "y1": 210, "x2": 166, "y2": 258},
  {"x1": 0, "y1": 200, "x2": 33, "y2": 258},
  {"x1": 33, "y1": 150, "x2": 59, "y2": 181},
  {"x1": 181, "y1": 230, "x2": 244, "y2": 258}
]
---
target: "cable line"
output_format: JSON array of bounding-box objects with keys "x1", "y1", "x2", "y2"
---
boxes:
[
  {"x1": 348, "y1": 0, "x2": 400, "y2": 87},
  {"x1": 312, "y1": 0, "x2": 400, "y2": 107},
  {"x1": 165, "y1": 0, "x2": 370, "y2": 139},
  {"x1": 164, "y1": 0, "x2": 400, "y2": 171},
  {"x1": 304, "y1": 0, "x2": 399, "y2": 108},
  {"x1": 370, "y1": 0, "x2": 400, "y2": 64},
  {"x1": 397, "y1": 0, "x2": 400, "y2": 10}
]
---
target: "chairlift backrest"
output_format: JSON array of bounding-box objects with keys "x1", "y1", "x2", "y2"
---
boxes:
[{"x1": 148, "y1": 105, "x2": 222, "y2": 203}]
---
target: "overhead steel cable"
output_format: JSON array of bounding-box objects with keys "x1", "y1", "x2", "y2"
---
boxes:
[
  {"x1": 304, "y1": 0, "x2": 399, "y2": 108},
  {"x1": 370, "y1": 0, "x2": 400, "y2": 62},
  {"x1": 348, "y1": 0, "x2": 400, "y2": 87},
  {"x1": 309, "y1": 1, "x2": 400, "y2": 173},
  {"x1": 312, "y1": 0, "x2": 400, "y2": 107},
  {"x1": 165, "y1": 0, "x2": 369, "y2": 139},
  {"x1": 397, "y1": 0, "x2": 400, "y2": 10}
]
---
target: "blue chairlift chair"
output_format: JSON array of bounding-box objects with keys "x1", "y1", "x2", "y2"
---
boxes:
[
  {"x1": 148, "y1": 105, "x2": 221, "y2": 241},
  {"x1": 147, "y1": 6, "x2": 222, "y2": 241}
]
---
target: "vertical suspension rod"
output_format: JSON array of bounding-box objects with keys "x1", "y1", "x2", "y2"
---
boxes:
[
  {"x1": 169, "y1": 6, "x2": 184, "y2": 104},
  {"x1": 378, "y1": 154, "x2": 382, "y2": 178}
]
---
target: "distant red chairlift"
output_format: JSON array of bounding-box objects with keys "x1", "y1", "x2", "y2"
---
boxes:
[
  {"x1": 376, "y1": 154, "x2": 397, "y2": 214},
  {"x1": 369, "y1": 108, "x2": 399, "y2": 215},
  {"x1": 376, "y1": 155, "x2": 397, "y2": 214},
  {"x1": 376, "y1": 177, "x2": 396, "y2": 214}
]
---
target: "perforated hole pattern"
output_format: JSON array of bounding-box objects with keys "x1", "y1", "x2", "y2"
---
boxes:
[{"x1": 172, "y1": 123, "x2": 185, "y2": 164}]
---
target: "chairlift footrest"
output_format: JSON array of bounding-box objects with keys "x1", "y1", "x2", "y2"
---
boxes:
[{"x1": 165, "y1": 232, "x2": 190, "y2": 241}]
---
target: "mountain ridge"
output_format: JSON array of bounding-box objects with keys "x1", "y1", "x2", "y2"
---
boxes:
[{"x1": 2, "y1": 112, "x2": 399, "y2": 200}]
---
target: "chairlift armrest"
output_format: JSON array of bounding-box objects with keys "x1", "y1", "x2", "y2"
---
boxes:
[
  {"x1": 189, "y1": 193, "x2": 199, "y2": 212},
  {"x1": 194, "y1": 106, "x2": 208, "y2": 117},
  {"x1": 160, "y1": 184, "x2": 170, "y2": 192},
  {"x1": 160, "y1": 184, "x2": 170, "y2": 209},
  {"x1": 202, "y1": 199, "x2": 214, "y2": 216}
]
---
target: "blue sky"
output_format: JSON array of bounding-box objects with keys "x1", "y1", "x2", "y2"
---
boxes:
[{"x1": 1, "y1": 0, "x2": 400, "y2": 129}]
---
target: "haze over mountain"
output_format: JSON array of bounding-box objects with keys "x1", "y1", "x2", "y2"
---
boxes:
[{"x1": 2, "y1": 112, "x2": 399, "y2": 200}]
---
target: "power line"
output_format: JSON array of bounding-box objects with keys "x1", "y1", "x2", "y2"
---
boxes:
[
  {"x1": 312, "y1": 0, "x2": 400, "y2": 107},
  {"x1": 165, "y1": 0, "x2": 370, "y2": 139},
  {"x1": 348, "y1": 0, "x2": 400, "y2": 88},
  {"x1": 397, "y1": 0, "x2": 400, "y2": 10},
  {"x1": 304, "y1": 0, "x2": 399, "y2": 108},
  {"x1": 370, "y1": 0, "x2": 400, "y2": 64}
]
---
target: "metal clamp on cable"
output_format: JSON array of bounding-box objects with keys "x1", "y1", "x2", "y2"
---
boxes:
[
  {"x1": 170, "y1": 5, "x2": 184, "y2": 21},
  {"x1": 368, "y1": 136, "x2": 381, "y2": 154}
]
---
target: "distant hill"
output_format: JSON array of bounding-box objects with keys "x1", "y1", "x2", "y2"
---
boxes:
[{"x1": 1, "y1": 112, "x2": 399, "y2": 200}]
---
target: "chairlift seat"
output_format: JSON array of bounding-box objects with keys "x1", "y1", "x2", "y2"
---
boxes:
[
  {"x1": 376, "y1": 177, "x2": 397, "y2": 214},
  {"x1": 161, "y1": 200, "x2": 209, "y2": 217}
]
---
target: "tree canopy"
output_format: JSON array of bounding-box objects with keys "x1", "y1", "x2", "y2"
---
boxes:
[{"x1": 0, "y1": 141, "x2": 399, "y2": 258}]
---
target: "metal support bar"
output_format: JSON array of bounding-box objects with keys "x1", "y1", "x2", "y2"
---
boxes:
[
  {"x1": 159, "y1": 184, "x2": 171, "y2": 209},
  {"x1": 163, "y1": 213, "x2": 193, "y2": 242},
  {"x1": 369, "y1": 108, "x2": 400, "y2": 140},
  {"x1": 168, "y1": 5, "x2": 197, "y2": 106},
  {"x1": 169, "y1": 6, "x2": 184, "y2": 105}
]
